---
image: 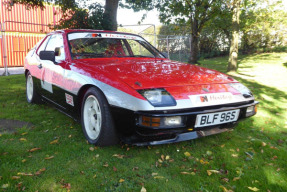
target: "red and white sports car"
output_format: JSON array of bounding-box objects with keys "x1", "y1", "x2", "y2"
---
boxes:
[{"x1": 24, "y1": 29, "x2": 258, "y2": 146}]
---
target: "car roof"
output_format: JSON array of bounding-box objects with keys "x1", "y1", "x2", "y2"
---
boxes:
[{"x1": 48, "y1": 29, "x2": 139, "y2": 37}]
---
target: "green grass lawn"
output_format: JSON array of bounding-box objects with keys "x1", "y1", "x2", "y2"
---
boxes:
[{"x1": 1, "y1": 53, "x2": 287, "y2": 191}]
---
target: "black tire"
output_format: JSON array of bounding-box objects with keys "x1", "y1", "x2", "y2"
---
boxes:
[
  {"x1": 26, "y1": 72, "x2": 40, "y2": 104},
  {"x1": 81, "y1": 87, "x2": 119, "y2": 146}
]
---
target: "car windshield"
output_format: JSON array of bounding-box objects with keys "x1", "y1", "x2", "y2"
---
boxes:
[{"x1": 68, "y1": 32, "x2": 164, "y2": 60}]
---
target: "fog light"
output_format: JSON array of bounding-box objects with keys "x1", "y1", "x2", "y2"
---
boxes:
[
  {"x1": 246, "y1": 106, "x2": 256, "y2": 117},
  {"x1": 141, "y1": 116, "x2": 161, "y2": 127},
  {"x1": 247, "y1": 106, "x2": 254, "y2": 113},
  {"x1": 164, "y1": 116, "x2": 182, "y2": 126}
]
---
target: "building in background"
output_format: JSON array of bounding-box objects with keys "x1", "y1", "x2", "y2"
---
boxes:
[{"x1": 0, "y1": 0, "x2": 61, "y2": 68}]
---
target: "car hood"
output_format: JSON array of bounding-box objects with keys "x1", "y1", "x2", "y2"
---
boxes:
[{"x1": 75, "y1": 58, "x2": 237, "y2": 90}]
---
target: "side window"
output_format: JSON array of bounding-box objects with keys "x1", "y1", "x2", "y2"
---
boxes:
[
  {"x1": 45, "y1": 34, "x2": 66, "y2": 61},
  {"x1": 36, "y1": 36, "x2": 50, "y2": 55}
]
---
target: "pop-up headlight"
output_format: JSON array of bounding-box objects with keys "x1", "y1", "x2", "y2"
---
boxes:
[
  {"x1": 229, "y1": 83, "x2": 253, "y2": 98},
  {"x1": 138, "y1": 88, "x2": 176, "y2": 107}
]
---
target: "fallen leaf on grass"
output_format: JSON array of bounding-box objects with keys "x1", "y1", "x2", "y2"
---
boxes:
[
  {"x1": 132, "y1": 167, "x2": 139, "y2": 171},
  {"x1": 50, "y1": 139, "x2": 58, "y2": 144},
  {"x1": 45, "y1": 156, "x2": 54, "y2": 160},
  {"x1": 61, "y1": 183, "x2": 71, "y2": 191},
  {"x1": 141, "y1": 186, "x2": 147, "y2": 192},
  {"x1": 119, "y1": 179, "x2": 125, "y2": 183},
  {"x1": 17, "y1": 172, "x2": 33, "y2": 176},
  {"x1": 28, "y1": 148, "x2": 41, "y2": 152},
  {"x1": 0, "y1": 134, "x2": 2, "y2": 137},
  {"x1": 165, "y1": 155, "x2": 170, "y2": 160},
  {"x1": 154, "y1": 176, "x2": 165, "y2": 179},
  {"x1": 233, "y1": 177, "x2": 240, "y2": 181},
  {"x1": 12, "y1": 176, "x2": 21, "y2": 180},
  {"x1": 247, "y1": 187, "x2": 259, "y2": 191},
  {"x1": 151, "y1": 173, "x2": 158, "y2": 176},
  {"x1": 207, "y1": 170, "x2": 220, "y2": 176},
  {"x1": 232, "y1": 154, "x2": 238, "y2": 157},
  {"x1": 35, "y1": 168, "x2": 46, "y2": 176},
  {"x1": 184, "y1": 152, "x2": 191, "y2": 157},
  {"x1": 271, "y1": 156, "x2": 278, "y2": 160},
  {"x1": 220, "y1": 185, "x2": 233, "y2": 192},
  {"x1": 206, "y1": 151, "x2": 213, "y2": 156},
  {"x1": 93, "y1": 174, "x2": 97, "y2": 178},
  {"x1": 22, "y1": 159, "x2": 26, "y2": 163},
  {"x1": 113, "y1": 154, "x2": 125, "y2": 159},
  {"x1": 200, "y1": 159, "x2": 209, "y2": 164},
  {"x1": 17, "y1": 182, "x2": 24, "y2": 191},
  {"x1": 89, "y1": 147, "x2": 95, "y2": 151},
  {"x1": 1, "y1": 184, "x2": 9, "y2": 189},
  {"x1": 276, "y1": 168, "x2": 280, "y2": 172},
  {"x1": 19, "y1": 138, "x2": 27, "y2": 142},
  {"x1": 221, "y1": 178, "x2": 229, "y2": 183},
  {"x1": 103, "y1": 163, "x2": 109, "y2": 167},
  {"x1": 181, "y1": 172, "x2": 196, "y2": 175},
  {"x1": 21, "y1": 132, "x2": 28, "y2": 136}
]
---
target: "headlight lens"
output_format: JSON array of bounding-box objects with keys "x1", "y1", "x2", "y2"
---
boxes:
[
  {"x1": 229, "y1": 83, "x2": 253, "y2": 98},
  {"x1": 138, "y1": 88, "x2": 177, "y2": 107}
]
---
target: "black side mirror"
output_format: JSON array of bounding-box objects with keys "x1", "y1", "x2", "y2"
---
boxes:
[
  {"x1": 55, "y1": 47, "x2": 61, "y2": 56},
  {"x1": 39, "y1": 51, "x2": 55, "y2": 63}
]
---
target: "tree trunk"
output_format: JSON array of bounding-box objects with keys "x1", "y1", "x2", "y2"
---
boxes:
[
  {"x1": 227, "y1": 0, "x2": 241, "y2": 72},
  {"x1": 189, "y1": 19, "x2": 199, "y2": 64},
  {"x1": 103, "y1": 0, "x2": 119, "y2": 31},
  {"x1": 190, "y1": 34, "x2": 199, "y2": 63}
]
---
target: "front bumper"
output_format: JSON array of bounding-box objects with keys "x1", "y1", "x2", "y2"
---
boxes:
[{"x1": 114, "y1": 100, "x2": 258, "y2": 146}]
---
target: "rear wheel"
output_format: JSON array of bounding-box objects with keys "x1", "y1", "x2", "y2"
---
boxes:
[
  {"x1": 26, "y1": 72, "x2": 40, "y2": 104},
  {"x1": 81, "y1": 87, "x2": 118, "y2": 146}
]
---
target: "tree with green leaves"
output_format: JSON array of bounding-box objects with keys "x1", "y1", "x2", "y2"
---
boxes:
[
  {"x1": 125, "y1": 0, "x2": 222, "y2": 64},
  {"x1": 240, "y1": 0, "x2": 287, "y2": 52},
  {"x1": 9, "y1": 0, "x2": 119, "y2": 31}
]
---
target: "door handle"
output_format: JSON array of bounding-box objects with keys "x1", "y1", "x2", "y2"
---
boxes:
[{"x1": 38, "y1": 64, "x2": 42, "y2": 69}]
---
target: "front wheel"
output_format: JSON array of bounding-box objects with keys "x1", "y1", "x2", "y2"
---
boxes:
[
  {"x1": 81, "y1": 87, "x2": 118, "y2": 146},
  {"x1": 26, "y1": 72, "x2": 40, "y2": 104}
]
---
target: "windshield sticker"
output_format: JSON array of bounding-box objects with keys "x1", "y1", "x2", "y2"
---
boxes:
[{"x1": 68, "y1": 32, "x2": 143, "y2": 41}]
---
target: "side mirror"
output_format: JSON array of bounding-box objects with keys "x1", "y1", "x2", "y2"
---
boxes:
[
  {"x1": 39, "y1": 51, "x2": 55, "y2": 63},
  {"x1": 55, "y1": 47, "x2": 61, "y2": 56}
]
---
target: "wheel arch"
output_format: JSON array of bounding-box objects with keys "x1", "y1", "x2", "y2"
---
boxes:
[
  {"x1": 25, "y1": 69, "x2": 29, "y2": 77},
  {"x1": 77, "y1": 84, "x2": 109, "y2": 113}
]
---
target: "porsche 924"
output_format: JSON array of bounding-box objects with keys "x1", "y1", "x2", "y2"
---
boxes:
[{"x1": 24, "y1": 29, "x2": 258, "y2": 146}]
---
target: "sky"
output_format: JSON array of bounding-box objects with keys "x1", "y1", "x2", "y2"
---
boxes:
[{"x1": 117, "y1": 7, "x2": 161, "y2": 26}]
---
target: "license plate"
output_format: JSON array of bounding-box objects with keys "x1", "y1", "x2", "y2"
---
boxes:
[{"x1": 195, "y1": 109, "x2": 240, "y2": 128}]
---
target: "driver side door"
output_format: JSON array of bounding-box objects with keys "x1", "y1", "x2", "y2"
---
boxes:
[{"x1": 38, "y1": 34, "x2": 67, "y2": 109}]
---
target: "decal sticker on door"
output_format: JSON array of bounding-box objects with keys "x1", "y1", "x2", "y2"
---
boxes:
[
  {"x1": 41, "y1": 80, "x2": 53, "y2": 93},
  {"x1": 65, "y1": 93, "x2": 74, "y2": 106}
]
